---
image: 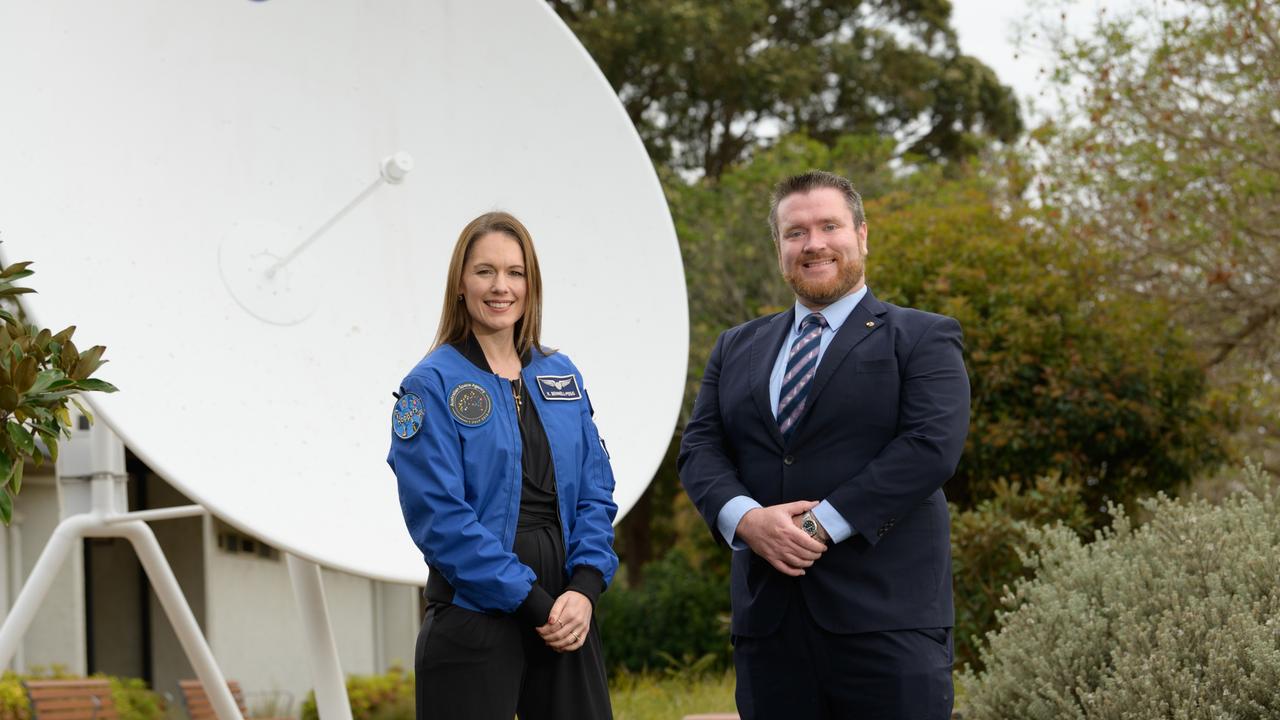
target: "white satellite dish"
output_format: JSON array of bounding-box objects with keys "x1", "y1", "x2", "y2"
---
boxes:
[{"x1": 0, "y1": 0, "x2": 687, "y2": 586}]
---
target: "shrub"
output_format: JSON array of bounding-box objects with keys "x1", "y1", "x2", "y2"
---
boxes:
[
  {"x1": 104, "y1": 676, "x2": 164, "y2": 720},
  {"x1": 300, "y1": 666, "x2": 412, "y2": 720},
  {"x1": 950, "y1": 473, "x2": 1090, "y2": 671},
  {"x1": 597, "y1": 548, "x2": 732, "y2": 674},
  {"x1": 961, "y1": 462, "x2": 1280, "y2": 718},
  {"x1": 0, "y1": 673, "x2": 29, "y2": 720}
]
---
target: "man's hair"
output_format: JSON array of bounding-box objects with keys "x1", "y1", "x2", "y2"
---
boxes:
[{"x1": 768, "y1": 170, "x2": 865, "y2": 243}]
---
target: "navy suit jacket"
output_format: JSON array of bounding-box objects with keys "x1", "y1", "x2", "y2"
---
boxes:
[{"x1": 679, "y1": 290, "x2": 970, "y2": 637}]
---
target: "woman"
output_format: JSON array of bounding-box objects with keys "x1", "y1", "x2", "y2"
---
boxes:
[{"x1": 387, "y1": 211, "x2": 617, "y2": 720}]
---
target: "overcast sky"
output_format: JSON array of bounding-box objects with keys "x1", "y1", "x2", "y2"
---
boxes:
[{"x1": 949, "y1": 0, "x2": 1143, "y2": 122}]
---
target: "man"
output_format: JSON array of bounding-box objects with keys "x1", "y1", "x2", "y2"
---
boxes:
[{"x1": 679, "y1": 170, "x2": 970, "y2": 719}]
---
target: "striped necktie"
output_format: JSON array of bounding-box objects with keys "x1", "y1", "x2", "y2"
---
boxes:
[{"x1": 777, "y1": 312, "x2": 828, "y2": 439}]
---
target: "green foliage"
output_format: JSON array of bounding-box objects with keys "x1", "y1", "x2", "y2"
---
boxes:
[
  {"x1": 1037, "y1": 0, "x2": 1280, "y2": 462},
  {"x1": 597, "y1": 548, "x2": 732, "y2": 674},
  {"x1": 300, "y1": 666, "x2": 412, "y2": 720},
  {"x1": 0, "y1": 673, "x2": 30, "y2": 720},
  {"x1": 962, "y1": 462, "x2": 1280, "y2": 718},
  {"x1": 950, "y1": 473, "x2": 1090, "y2": 671},
  {"x1": 103, "y1": 677, "x2": 164, "y2": 720},
  {"x1": 0, "y1": 256, "x2": 117, "y2": 525},
  {"x1": 868, "y1": 172, "x2": 1229, "y2": 508},
  {"x1": 0, "y1": 670, "x2": 163, "y2": 720},
  {"x1": 550, "y1": 0, "x2": 1020, "y2": 177}
]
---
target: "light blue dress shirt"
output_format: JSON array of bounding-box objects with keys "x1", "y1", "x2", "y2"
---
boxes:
[{"x1": 716, "y1": 286, "x2": 867, "y2": 547}]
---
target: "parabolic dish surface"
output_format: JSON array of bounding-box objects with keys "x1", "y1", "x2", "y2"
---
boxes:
[{"x1": 0, "y1": 0, "x2": 687, "y2": 584}]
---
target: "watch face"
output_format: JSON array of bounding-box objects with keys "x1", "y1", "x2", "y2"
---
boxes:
[{"x1": 802, "y1": 518, "x2": 818, "y2": 536}]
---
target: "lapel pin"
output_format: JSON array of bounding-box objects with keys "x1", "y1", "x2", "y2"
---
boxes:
[{"x1": 865, "y1": 321, "x2": 876, "y2": 328}]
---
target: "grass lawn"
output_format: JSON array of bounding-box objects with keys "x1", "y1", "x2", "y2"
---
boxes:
[
  {"x1": 609, "y1": 669, "x2": 970, "y2": 719},
  {"x1": 609, "y1": 670, "x2": 736, "y2": 720}
]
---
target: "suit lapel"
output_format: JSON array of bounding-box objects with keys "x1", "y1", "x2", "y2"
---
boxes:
[
  {"x1": 750, "y1": 309, "x2": 793, "y2": 449},
  {"x1": 803, "y1": 290, "x2": 888, "y2": 418}
]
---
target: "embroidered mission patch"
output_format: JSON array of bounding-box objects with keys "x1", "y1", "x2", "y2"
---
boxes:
[
  {"x1": 536, "y1": 374, "x2": 581, "y2": 401},
  {"x1": 392, "y1": 393, "x2": 425, "y2": 440},
  {"x1": 448, "y1": 382, "x2": 492, "y2": 426}
]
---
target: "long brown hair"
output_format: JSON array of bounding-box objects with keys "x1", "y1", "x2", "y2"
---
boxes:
[{"x1": 431, "y1": 211, "x2": 545, "y2": 358}]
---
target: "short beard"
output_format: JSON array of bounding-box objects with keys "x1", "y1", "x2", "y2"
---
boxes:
[{"x1": 782, "y1": 254, "x2": 864, "y2": 307}]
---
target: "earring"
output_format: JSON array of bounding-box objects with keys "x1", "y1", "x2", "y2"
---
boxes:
[{"x1": 456, "y1": 294, "x2": 463, "y2": 301}]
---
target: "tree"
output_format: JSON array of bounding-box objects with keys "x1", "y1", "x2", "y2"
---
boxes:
[
  {"x1": 0, "y1": 257, "x2": 117, "y2": 524},
  {"x1": 871, "y1": 168, "x2": 1229, "y2": 507},
  {"x1": 549, "y1": 0, "x2": 1022, "y2": 178},
  {"x1": 1035, "y1": 0, "x2": 1279, "y2": 466}
]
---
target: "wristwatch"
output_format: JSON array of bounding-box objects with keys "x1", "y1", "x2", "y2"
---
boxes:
[{"x1": 800, "y1": 510, "x2": 830, "y2": 544}]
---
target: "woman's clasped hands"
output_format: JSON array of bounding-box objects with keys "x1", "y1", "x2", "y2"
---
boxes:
[{"x1": 536, "y1": 590, "x2": 591, "y2": 653}]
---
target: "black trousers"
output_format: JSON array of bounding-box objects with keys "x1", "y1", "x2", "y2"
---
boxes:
[
  {"x1": 733, "y1": 591, "x2": 953, "y2": 720},
  {"x1": 414, "y1": 526, "x2": 612, "y2": 720}
]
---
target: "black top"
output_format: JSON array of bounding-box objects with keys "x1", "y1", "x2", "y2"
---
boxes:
[
  {"x1": 450, "y1": 335, "x2": 605, "y2": 626},
  {"x1": 455, "y1": 336, "x2": 560, "y2": 531}
]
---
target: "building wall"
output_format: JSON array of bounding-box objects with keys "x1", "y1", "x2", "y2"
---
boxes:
[
  {"x1": 204, "y1": 518, "x2": 420, "y2": 715},
  {"x1": 0, "y1": 468, "x2": 87, "y2": 674},
  {"x1": 373, "y1": 579, "x2": 421, "y2": 672}
]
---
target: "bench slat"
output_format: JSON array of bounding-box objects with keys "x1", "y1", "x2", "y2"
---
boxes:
[
  {"x1": 32, "y1": 707, "x2": 119, "y2": 717},
  {"x1": 179, "y1": 680, "x2": 248, "y2": 720},
  {"x1": 24, "y1": 680, "x2": 118, "y2": 720}
]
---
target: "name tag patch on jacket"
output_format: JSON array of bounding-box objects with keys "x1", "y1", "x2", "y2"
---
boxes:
[
  {"x1": 536, "y1": 374, "x2": 581, "y2": 401},
  {"x1": 449, "y1": 382, "x2": 492, "y2": 426},
  {"x1": 392, "y1": 392, "x2": 425, "y2": 440}
]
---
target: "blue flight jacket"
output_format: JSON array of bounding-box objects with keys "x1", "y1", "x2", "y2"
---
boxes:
[{"x1": 388, "y1": 344, "x2": 619, "y2": 615}]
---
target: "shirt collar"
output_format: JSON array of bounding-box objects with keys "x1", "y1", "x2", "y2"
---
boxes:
[{"x1": 791, "y1": 285, "x2": 868, "y2": 335}]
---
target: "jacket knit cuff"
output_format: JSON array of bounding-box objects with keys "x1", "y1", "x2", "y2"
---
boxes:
[
  {"x1": 566, "y1": 566, "x2": 606, "y2": 606},
  {"x1": 513, "y1": 584, "x2": 555, "y2": 628}
]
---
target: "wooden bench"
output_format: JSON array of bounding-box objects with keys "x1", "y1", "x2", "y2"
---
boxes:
[
  {"x1": 23, "y1": 679, "x2": 118, "y2": 720},
  {"x1": 178, "y1": 680, "x2": 248, "y2": 720}
]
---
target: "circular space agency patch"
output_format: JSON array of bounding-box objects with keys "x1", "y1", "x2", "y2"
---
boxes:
[
  {"x1": 448, "y1": 382, "x2": 492, "y2": 426},
  {"x1": 393, "y1": 393, "x2": 425, "y2": 440}
]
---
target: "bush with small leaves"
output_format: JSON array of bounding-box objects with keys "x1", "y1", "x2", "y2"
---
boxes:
[
  {"x1": 300, "y1": 666, "x2": 413, "y2": 720},
  {"x1": 950, "y1": 473, "x2": 1090, "y2": 671},
  {"x1": 961, "y1": 462, "x2": 1280, "y2": 718},
  {"x1": 102, "y1": 676, "x2": 164, "y2": 720}
]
